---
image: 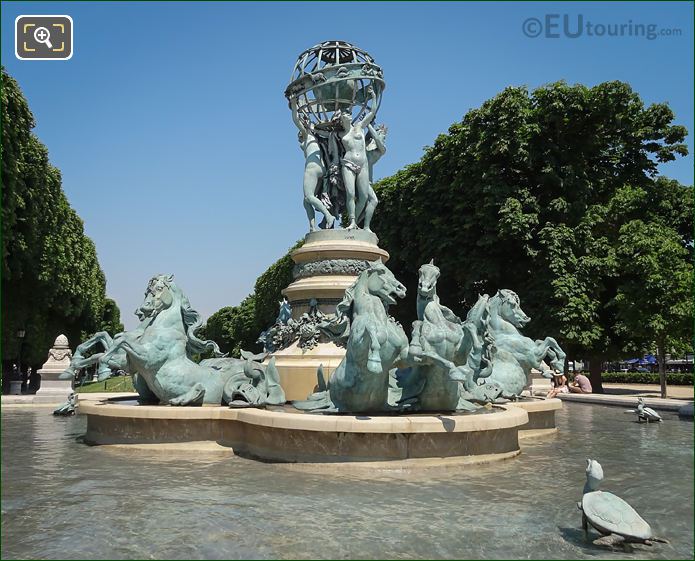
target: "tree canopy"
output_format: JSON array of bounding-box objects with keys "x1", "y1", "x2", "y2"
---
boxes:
[
  {"x1": 202, "y1": 240, "x2": 302, "y2": 357},
  {"x1": 202, "y1": 80, "x2": 691, "y2": 393},
  {"x1": 2, "y1": 68, "x2": 120, "y2": 366},
  {"x1": 371, "y1": 80, "x2": 691, "y2": 390}
]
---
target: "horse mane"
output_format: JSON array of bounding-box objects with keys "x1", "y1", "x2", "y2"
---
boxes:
[
  {"x1": 335, "y1": 266, "x2": 370, "y2": 319},
  {"x1": 461, "y1": 294, "x2": 494, "y2": 376},
  {"x1": 487, "y1": 291, "x2": 503, "y2": 317},
  {"x1": 466, "y1": 294, "x2": 490, "y2": 328},
  {"x1": 419, "y1": 265, "x2": 439, "y2": 276},
  {"x1": 318, "y1": 266, "x2": 370, "y2": 344},
  {"x1": 496, "y1": 289, "x2": 519, "y2": 305},
  {"x1": 162, "y1": 279, "x2": 224, "y2": 357},
  {"x1": 418, "y1": 260, "x2": 440, "y2": 277}
]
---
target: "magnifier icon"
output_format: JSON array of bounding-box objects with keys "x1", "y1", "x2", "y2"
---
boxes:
[{"x1": 33, "y1": 27, "x2": 53, "y2": 49}]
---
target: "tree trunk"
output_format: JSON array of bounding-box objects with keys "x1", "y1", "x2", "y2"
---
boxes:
[
  {"x1": 588, "y1": 356, "x2": 604, "y2": 394},
  {"x1": 657, "y1": 342, "x2": 667, "y2": 399}
]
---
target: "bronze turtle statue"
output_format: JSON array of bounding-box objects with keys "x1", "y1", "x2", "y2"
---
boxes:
[{"x1": 579, "y1": 459, "x2": 668, "y2": 548}]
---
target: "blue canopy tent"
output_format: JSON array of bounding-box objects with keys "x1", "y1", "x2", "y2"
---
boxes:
[
  {"x1": 642, "y1": 354, "x2": 658, "y2": 365},
  {"x1": 624, "y1": 355, "x2": 658, "y2": 366}
]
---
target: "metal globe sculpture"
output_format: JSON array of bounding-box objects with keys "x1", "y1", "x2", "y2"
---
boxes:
[{"x1": 285, "y1": 40, "x2": 385, "y2": 128}]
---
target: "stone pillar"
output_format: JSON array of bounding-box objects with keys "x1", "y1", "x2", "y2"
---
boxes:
[
  {"x1": 35, "y1": 334, "x2": 74, "y2": 404},
  {"x1": 271, "y1": 229, "x2": 389, "y2": 400},
  {"x1": 282, "y1": 229, "x2": 389, "y2": 318}
]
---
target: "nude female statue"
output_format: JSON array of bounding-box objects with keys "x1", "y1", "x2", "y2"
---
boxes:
[
  {"x1": 291, "y1": 97, "x2": 335, "y2": 231},
  {"x1": 357, "y1": 123, "x2": 387, "y2": 232},
  {"x1": 336, "y1": 86, "x2": 378, "y2": 230}
]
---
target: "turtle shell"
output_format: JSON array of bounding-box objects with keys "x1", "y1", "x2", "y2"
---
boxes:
[
  {"x1": 582, "y1": 491, "x2": 653, "y2": 540},
  {"x1": 642, "y1": 407, "x2": 662, "y2": 420}
]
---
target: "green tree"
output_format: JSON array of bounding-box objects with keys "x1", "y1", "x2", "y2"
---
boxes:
[
  {"x1": 204, "y1": 295, "x2": 258, "y2": 357},
  {"x1": 372, "y1": 81, "x2": 690, "y2": 392},
  {"x1": 252, "y1": 240, "x2": 302, "y2": 330},
  {"x1": 203, "y1": 240, "x2": 302, "y2": 356},
  {"x1": 1, "y1": 67, "x2": 120, "y2": 366},
  {"x1": 100, "y1": 298, "x2": 125, "y2": 336},
  {"x1": 612, "y1": 220, "x2": 692, "y2": 398}
]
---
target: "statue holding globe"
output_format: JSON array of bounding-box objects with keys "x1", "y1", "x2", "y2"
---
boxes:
[
  {"x1": 290, "y1": 97, "x2": 336, "y2": 231},
  {"x1": 360, "y1": 122, "x2": 387, "y2": 232},
  {"x1": 335, "y1": 85, "x2": 377, "y2": 230},
  {"x1": 285, "y1": 41, "x2": 386, "y2": 233}
]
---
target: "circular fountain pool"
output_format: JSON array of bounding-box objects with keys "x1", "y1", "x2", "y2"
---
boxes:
[
  {"x1": 78, "y1": 400, "x2": 531, "y2": 467},
  {"x1": 2, "y1": 402, "x2": 692, "y2": 559}
]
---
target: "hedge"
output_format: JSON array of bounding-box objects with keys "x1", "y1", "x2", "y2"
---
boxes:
[{"x1": 598, "y1": 372, "x2": 693, "y2": 385}]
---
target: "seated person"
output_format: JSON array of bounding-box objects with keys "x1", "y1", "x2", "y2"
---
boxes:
[
  {"x1": 547, "y1": 371, "x2": 569, "y2": 398},
  {"x1": 569, "y1": 373, "x2": 593, "y2": 394}
]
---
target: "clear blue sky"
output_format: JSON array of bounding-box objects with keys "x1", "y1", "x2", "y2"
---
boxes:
[{"x1": 2, "y1": 1, "x2": 693, "y2": 329}]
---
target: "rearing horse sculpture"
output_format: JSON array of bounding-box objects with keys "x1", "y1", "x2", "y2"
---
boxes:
[
  {"x1": 99, "y1": 275, "x2": 285, "y2": 407},
  {"x1": 59, "y1": 306, "x2": 159, "y2": 402},
  {"x1": 485, "y1": 289, "x2": 566, "y2": 397},
  {"x1": 394, "y1": 261, "x2": 499, "y2": 411},
  {"x1": 294, "y1": 259, "x2": 409, "y2": 413}
]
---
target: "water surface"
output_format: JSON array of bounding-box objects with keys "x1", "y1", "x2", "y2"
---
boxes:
[{"x1": 1, "y1": 403, "x2": 692, "y2": 559}]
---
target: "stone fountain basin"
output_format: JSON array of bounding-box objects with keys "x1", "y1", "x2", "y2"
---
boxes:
[
  {"x1": 79, "y1": 400, "x2": 534, "y2": 468},
  {"x1": 507, "y1": 398, "x2": 563, "y2": 439}
]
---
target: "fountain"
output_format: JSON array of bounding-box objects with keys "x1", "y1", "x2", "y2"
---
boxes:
[{"x1": 75, "y1": 41, "x2": 565, "y2": 466}]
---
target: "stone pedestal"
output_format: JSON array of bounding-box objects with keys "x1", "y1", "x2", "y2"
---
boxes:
[
  {"x1": 9, "y1": 381, "x2": 22, "y2": 395},
  {"x1": 35, "y1": 334, "x2": 73, "y2": 404},
  {"x1": 272, "y1": 341, "x2": 346, "y2": 401},
  {"x1": 282, "y1": 229, "x2": 389, "y2": 318},
  {"x1": 274, "y1": 229, "x2": 389, "y2": 400}
]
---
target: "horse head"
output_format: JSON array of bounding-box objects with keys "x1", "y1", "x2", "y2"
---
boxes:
[
  {"x1": 491, "y1": 289, "x2": 530, "y2": 329},
  {"x1": 417, "y1": 259, "x2": 440, "y2": 299},
  {"x1": 134, "y1": 297, "x2": 159, "y2": 324},
  {"x1": 140, "y1": 274, "x2": 178, "y2": 319},
  {"x1": 139, "y1": 273, "x2": 224, "y2": 357},
  {"x1": 365, "y1": 259, "x2": 406, "y2": 306}
]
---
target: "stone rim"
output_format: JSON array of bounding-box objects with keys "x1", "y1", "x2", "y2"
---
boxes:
[{"x1": 78, "y1": 401, "x2": 528, "y2": 433}]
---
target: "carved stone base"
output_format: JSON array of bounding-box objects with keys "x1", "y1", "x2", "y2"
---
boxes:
[
  {"x1": 35, "y1": 370, "x2": 73, "y2": 403},
  {"x1": 282, "y1": 229, "x2": 389, "y2": 319},
  {"x1": 274, "y1": 229, "x2": 390, "y2": 399},
  {"x1": 270, "y1": 341, "x2": 346, "y2": 401}
]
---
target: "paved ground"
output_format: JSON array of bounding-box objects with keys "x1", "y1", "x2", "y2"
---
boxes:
[
  {"x1": 558, "y1": 383, "x2": 693, "y2": 413},
  {"x1": 602, "y1": 382, "x2": 693, "y2": 399},
  {"x1": 75, "y1": 392, "x2": 136, "y2": 401},
  {"x1": 3, "y1": 385, "x2": 692, "y2": 414},
  {"x1": 1, "y1": 392, "x2": 136, "y2": 407}
]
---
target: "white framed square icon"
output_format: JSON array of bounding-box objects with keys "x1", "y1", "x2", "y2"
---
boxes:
[{"x1": 15, "y1": 14, "x2": 74, "y2": 60}]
